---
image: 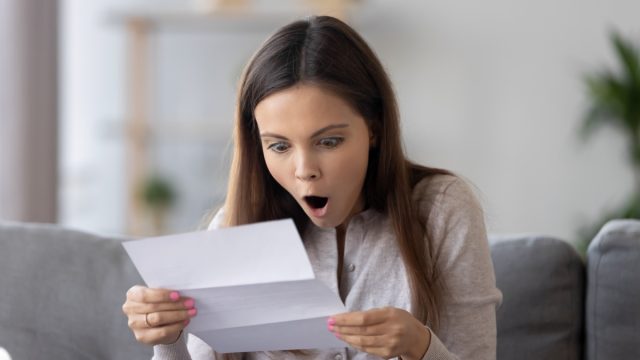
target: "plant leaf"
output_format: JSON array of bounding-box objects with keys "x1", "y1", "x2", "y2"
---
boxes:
[
  {"x1": 610, "y1": 31, "x2": 640, "y2": 137},
  {"x1": 581, "y1": 71, "x2": 626, "y2": 136},
  {"x1": 612, "y1": 31, "x2": 640, "y2": 87}
]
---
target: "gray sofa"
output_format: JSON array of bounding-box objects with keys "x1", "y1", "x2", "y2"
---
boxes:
[{"x1": 0, "y1": 219, "x2": 639, "y2": 359}]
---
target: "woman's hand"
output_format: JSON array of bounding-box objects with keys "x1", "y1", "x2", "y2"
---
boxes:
[
  {"x1": 122, "y1": 285, "x2": 197, "y2": 345},
  {"x1": 328, "y1": 307, "x2": 431, "y2": 360}
]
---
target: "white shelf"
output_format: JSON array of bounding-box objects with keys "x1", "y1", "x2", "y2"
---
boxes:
[
  {"x1": 107, "y1": 7, "x2": 322, "y2": 31},
  {"x1": 100, "y1": 119, "x2": 232, "y2": 143}
]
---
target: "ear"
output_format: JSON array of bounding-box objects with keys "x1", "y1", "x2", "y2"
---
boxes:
[
  {"x1": 369, "y1": 132, "x2": 377, "y2": 147},
  {"x1": 366, "y1": 120, "x2": 378, "y2": 148}
]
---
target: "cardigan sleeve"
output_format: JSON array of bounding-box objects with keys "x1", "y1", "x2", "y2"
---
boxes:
[
  {"x1": 414, "y1": 176, "x2": 503, "y2": 360},
  {"x1": 152, "y1": 331, "x2": 238, "y2": 360}
]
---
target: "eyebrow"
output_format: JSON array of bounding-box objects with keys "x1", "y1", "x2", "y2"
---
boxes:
[{"x1": 260, "y1": 123, "x2": 349, "y2": 140}]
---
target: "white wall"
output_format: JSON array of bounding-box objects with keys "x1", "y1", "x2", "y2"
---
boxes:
[
  {"x1": 61, "y1": 0, "x2": 637, "y2": 241},
  {"x1": 351, "y1": 1, "x2": 636, "y2": 240}
]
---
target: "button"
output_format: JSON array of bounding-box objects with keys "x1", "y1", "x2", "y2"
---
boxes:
[
  {"x1": 334, "y1": 354, "x2": 343, "y2": 360},
  {"x1": 347, "y1": 264, "x2": 356, "y2": 272}
]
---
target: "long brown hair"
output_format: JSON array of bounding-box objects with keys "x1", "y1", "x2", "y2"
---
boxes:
[{"x1": 222, "y1": 15, "x2": 449, "y2": 335}]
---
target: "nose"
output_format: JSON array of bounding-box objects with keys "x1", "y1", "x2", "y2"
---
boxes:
[{"x1": 294, "y1": 151, "x2": 321, "y2": 181}]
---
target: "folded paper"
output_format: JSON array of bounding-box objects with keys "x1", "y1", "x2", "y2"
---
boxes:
[{"x1": 122, "y1": 219, "x2": 346, "y2": 352}]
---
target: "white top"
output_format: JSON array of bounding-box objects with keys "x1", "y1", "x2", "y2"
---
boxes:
[{"x1": 153, "y1": 175, "x2": 503, "y2": 359}]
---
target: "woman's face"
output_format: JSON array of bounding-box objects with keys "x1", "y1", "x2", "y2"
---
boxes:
[{"x1": 255, "y1": 84, "x2": 372, "y2": 229}]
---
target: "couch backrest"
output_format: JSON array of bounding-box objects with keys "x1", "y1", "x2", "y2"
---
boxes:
[
  {"x1": 0, "y1": 221, "x2": 152, "y2": 360},
  {"x1": 490, "y1": 235, "x2": 585, "y2": 360},
  {"x1": 3, "y1": 220, "x2": 637, "y2": 360},
  {"x1": 586, "y1": 219, "x2": 640, "y2": 360}
]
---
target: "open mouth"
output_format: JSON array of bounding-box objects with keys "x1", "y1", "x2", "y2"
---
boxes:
[{"x1": 304, "y1": 196, "x2": 329, "y2": 209}]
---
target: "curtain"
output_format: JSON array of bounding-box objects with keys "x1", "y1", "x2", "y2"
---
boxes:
[{"x1": 0, "y1": 0, "x2": 58, "y2": 222}]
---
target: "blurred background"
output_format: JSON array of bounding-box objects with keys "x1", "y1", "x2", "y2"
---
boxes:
[{"x1": 1, "y1": 0, "x2": 638, "y2": 249}]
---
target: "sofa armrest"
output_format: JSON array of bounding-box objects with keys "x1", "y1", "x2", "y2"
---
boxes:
[
  {"x1": 0, "y1": 221, "x2": 152, "y2": 360},
  {"x1": 586, "y1": 219, "x2": 640, "y2": 360}
]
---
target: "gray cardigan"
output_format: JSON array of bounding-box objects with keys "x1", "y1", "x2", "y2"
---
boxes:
[{"x1": 153, "y1": 175, "x2": 502, "y2": 359}]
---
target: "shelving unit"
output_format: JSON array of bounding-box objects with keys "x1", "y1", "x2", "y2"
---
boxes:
[{"x1": 110, "y1": 3, "x2": 357, "y2": 235}]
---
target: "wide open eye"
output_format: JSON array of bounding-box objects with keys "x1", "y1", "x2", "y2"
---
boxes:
[
  {"x1": 267, "y1": 142, "x2": 290, "y2": 153},
  {"x1": 318, "y1": 137, "x2": 344, "y2": 149}
]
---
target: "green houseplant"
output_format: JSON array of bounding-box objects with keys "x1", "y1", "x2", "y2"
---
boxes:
[
  {"x1": 578, "y1": 30, "x2": 640, "y2": 254},
  {"x1": 139, "y1": 174, "x2": 176, "y2": 235}
]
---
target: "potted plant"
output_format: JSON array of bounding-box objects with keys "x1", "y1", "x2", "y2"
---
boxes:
[
  {"x1": 578, "y1": 30, "x2": 640, "y2": 254},
  {"x1": 139, "y1": 174, "x2": 176, "y2": 236}
]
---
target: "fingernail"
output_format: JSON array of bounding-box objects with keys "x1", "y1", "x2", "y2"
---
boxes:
[
  {"x1": 327, "y1": 317, "x2": 335, "y2": 325},
  {"x1": 184, "y1": 319, "x2": 190, "y2": 326},
  {"x1": 328, "y1": 324, "x2": 334, "y2": 332},
  {"x1": 334, "y1": 332, "x2": 341, "y2": 339},
  {"x1": 170, "y1": 291, "x2": 180, "y2": 301},
  {"x1": 184, "y1": 299, "x2": 195, "y2": 308},
  {"x1": 188, "y1": 308, "x2": 197, "y2": 317}
]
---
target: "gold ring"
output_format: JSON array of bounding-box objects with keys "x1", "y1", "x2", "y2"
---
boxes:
[{"x1": 145, "y1": 312, "x2": 153, "y2": 328}]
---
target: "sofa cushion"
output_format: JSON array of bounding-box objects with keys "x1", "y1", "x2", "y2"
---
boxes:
[
  {"x1": 490, "y1": 235, "x2": 584, "y2": 360},
  {"x1": 0, "y1": 221, "x2": 152, "y2": 360},
  {"x1": 586, "y1": 219, "x2": 640, "y2": 360}
]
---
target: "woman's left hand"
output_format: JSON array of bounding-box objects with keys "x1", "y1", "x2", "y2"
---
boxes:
[{"x1": 328, "y1": 307, "x2": 431, "y2": 360}]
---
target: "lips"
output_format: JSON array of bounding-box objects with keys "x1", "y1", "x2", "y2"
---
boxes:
[
  {"x1": 304, "y1": 196, "x2": 328, "y2": 209},
  {"x1": 303, "y1": 195, "x2": 329, "y2": 217}
]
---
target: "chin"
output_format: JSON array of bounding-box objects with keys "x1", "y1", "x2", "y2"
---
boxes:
[
  {"x1": 308, "y1": 218, "x2": 335, "y2": 229},
  {"x1": 306, "y1": 215, "x2": 342, "y2": 229}
]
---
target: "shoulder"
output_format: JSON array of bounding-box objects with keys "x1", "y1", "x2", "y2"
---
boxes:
[
  {"x1": 412, "y1": 174, "x2": 484, "y2": 218},
  {"x1": 412, "y1": 174, "x2": 488, "y2": 261}
]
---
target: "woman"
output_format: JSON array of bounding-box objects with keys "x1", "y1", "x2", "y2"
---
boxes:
[{"x1": 122, "y1": 15, "x2": 502, "y2": 360}]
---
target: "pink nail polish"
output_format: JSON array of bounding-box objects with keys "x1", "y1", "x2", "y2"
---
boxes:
[
  {"x1": 184, "y1": 319, "x2": 190, "y2": 326},
  {"x1": 184, "y1": 299, "x2": 195, "y2": 308},
  {"x1": 170, "y1": 291, "x2": 180, "y2": 301},
  {"x1": 334, "y1": 333, "x2": 341, "y2": 339},
  {"x1": 188, "y1": 308, "x2": 197, "y2": 316},
  {"x1": 327, "y1": 317, "x2": 336, "y2": 325},
  {"x1": 328, "y1": 324, "x2": 334, "y2": 332}
]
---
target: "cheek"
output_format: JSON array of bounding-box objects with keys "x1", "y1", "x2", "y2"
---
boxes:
[
  {"x1": 263, "y1": 155, "x2": 291, "y2": 188},
  {"x1": 332, "y1": 146, "x2": 369, "y2": 183}
]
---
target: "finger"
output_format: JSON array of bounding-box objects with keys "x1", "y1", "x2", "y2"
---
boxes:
[
  {"x1": 336, "y1": 333, "x2": 389, "y2": 350},
  {"x1": 132, "y1": 308, "x2": 197, "y2": 329},
  {"x1": 330, "y1": 308, "x2": 389, "y2": 327},
  {"x1": 135, "y1": 320, "x2": 188, "y2": 345},
  {"x1": 127, "y1": 285, "x2": 182, "y2": 304},
  {"x1": 335, "y1": 334, "x2": 398, "y2": 359},
  {"x1": 331, "y1": 322, "x2": 388, "y2": 336},
  {"x1": 145, "y1": 308, "x2": 197, "y2": 328},
  {"x1": 123, "y1": 298, "x2": 195, "y2": 315}
]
